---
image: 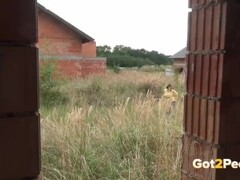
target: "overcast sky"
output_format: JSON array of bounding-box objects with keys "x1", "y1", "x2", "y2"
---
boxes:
[{"x1": 37, "y1": 0, "x2": 189, "y2": 55}]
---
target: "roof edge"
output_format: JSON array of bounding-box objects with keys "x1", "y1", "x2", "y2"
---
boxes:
[
  {"x1": 171, "y1": 47, "x2": 187, "y2": 59},
  {"x1": 37, "y1": 3, "x2": 94, "y2": 43}
]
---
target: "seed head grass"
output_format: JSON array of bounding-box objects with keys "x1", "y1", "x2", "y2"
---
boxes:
[{"x1": 41, "y1": 70, "x2": 184, "y2": 179}]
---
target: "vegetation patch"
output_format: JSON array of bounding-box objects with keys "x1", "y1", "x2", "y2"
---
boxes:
[{"x1": 40, "y1": 70, "x2": 184, "y2": 179}]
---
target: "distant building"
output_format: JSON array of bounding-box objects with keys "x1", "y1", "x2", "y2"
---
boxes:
[
  {"x1": 171, "y1": 47, "x2": 187, "y2": 72},
  {"x1": 38, "y1": 4, "x2": 106, "y2": 77}
]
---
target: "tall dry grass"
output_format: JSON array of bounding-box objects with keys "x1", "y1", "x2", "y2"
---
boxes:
[{"x1": 41, "y1": 70, "x2": 184, "y2": 179}]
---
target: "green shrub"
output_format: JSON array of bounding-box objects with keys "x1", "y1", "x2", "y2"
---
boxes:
[
  {"x1": 107, "y1": 55, "x2": 155, "y2": 68},
  {"x1": 40, "y1": 61, "x2": 68, "y2": 108},
  {"x1": 110, "y1": 65, "x2": 121, "y2": 74}
]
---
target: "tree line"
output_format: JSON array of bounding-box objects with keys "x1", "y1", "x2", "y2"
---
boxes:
[{"x1": 97, "y1": 45, "x2": 171, "y2": 68}]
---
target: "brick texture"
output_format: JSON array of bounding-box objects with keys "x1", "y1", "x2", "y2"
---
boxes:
[
  {"x1": 38, "y1": 10, "x2": 83, "y2": 56},
  {"x1": 38, "y1": 8, "x2": 106, "y2": 78},
  {"x1": 82, "y1": 41, "x2": 97, "y2": 57},
  {"x1": 42, "y1": 59, "x2": 107, "y2": 78}
]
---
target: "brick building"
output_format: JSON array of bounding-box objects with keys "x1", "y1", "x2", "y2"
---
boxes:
[
  {"x1": 38, "y1": 4, "x2": 106, "y2": 77},
  {"x1": 171, "y1": 47, "x2": 187, "y2": 72}
]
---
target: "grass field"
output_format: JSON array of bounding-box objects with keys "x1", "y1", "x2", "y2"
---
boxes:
[{"x1": 40, "y1": 69, "x2": 184, "y2": 179}]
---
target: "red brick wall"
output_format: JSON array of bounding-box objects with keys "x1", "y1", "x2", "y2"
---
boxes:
[
  {"x1": 82, "y1": 41, "x2": 97, "y2": 57},
  {"x1": 41, "y1": 59, "x2": 107, "y2": 78},
  {"x1": 173, "y1": 58, "x2": 185, "y2": 68},
  {"x1": 38, "y1": 10, "x2": 83, "y2": 56},
  {"x1": 38, "y1": 9, "x2": 106, "y2": 78}
]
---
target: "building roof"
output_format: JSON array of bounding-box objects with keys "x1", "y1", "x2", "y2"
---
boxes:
[
  {"x1": 171, "y1": 47, "x2": 187, "y2": 59},
  {"x1": 38, "y1": 3, "x2": 94, "y2": 43}
]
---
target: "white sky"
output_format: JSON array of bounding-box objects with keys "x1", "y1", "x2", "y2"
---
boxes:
[{"x1": 37, "y1": 0, "x2": 189, "y2": 55}]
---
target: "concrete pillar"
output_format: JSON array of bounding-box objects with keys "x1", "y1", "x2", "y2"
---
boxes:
[{"x1": 0, "y1": 0, "x2": 40, "y2": 179}]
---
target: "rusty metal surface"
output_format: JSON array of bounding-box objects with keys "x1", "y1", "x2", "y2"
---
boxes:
[
  {"x1": 0, "y1": 1, "x2": 37, "y2": 43},
  {"x1": 0, "y1": 47, "x2": 39, "y2": 114},
  {"x1": 0, "y1": 115, "x2": 40, "y2": 179}
]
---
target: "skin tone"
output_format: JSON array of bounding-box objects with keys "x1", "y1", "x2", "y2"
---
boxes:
[{"x1": 167, "y1": 85, "x2": 173, "y2": 91}]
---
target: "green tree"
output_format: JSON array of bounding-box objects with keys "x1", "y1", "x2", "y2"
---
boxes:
[
  {"x1": 97, "y1": 45, "x2": 112, "y2": 56},
  {"x1": 113, "y1": 45, "x2": 132, "y2": 55},
  {"x1": 97, "y1": 44, "x2": 171, "y2": 67}
]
